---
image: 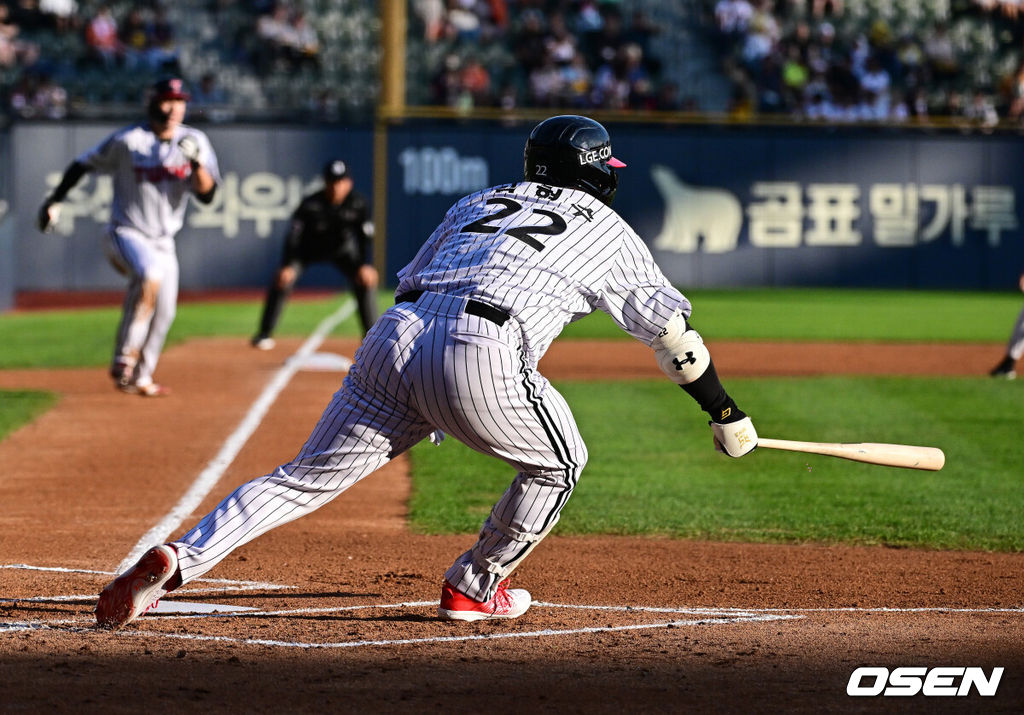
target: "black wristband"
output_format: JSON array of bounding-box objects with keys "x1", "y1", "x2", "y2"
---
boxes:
[
  {"x1": 678, "y1": 358, "x2": 745, "y2": 423},
  {"x1": 193, "y1": 183, "x2": 217, "y2": 204}
]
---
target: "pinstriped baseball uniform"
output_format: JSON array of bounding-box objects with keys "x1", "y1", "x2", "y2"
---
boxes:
[
  {"x1": 172, "y1": 179, "x2": 690, "y2": 601},
  {"x1": 78, "y1": 122, "x2": 221, "y2": 387}
]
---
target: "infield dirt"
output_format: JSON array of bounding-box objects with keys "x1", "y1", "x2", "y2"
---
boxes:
[{"x1": 1, "y1": 336, "x2": 1021, "y2": 713}]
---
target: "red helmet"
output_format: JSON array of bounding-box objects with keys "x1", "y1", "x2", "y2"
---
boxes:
[
  {"x1": 147, "y1": 77, "x2": 190, "y2": 122},
  {"x1": 150, "y1": 77, "x2": 191, "y2": 103}
]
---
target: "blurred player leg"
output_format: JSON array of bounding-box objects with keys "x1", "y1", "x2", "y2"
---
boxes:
[
  {"x1": 990, "y1": 305, "x2": 1024, "y2": 378},
  {"x1": 134, "y1": 249, "x2": 178, "y2": 389},
  {"x1": 342, "y1": 263, "x2": 379, "y2": 335},
  {"x1": 252, "y1": 263, "x2": 301, "y2": 349},
  {"x1": 105, "y1": 228, "x2": 163, "y2": 388},
  {"x1": 352, "y1": 283, "x2": 378, "y2": 336}
]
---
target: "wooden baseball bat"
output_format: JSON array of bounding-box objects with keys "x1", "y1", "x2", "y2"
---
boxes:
[{"x1": 757, "y1": 438, "x2": 945, "y2": 471}]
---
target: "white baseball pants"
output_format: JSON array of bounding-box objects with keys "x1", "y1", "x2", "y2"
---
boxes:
[
  {"x1": 174, "y1": 291, "x2": 587, "y2": 601},
  {"x1": 105, "y1": 227, "x2": 179, "y2": 386}
]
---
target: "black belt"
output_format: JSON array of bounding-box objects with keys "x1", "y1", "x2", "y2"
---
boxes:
[{"x1": 395, "y1": 290, "x2": 510, "y2": 327}]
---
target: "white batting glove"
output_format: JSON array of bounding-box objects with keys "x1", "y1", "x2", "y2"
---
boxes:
[
  {"x1": 178, "y1": 135, "x2": 201, "y2": 164},
  {"x1": 429, "y1": 430, "x2": 446, "y2": 446},
  {"x1": 37, "y1": 200, "x2": 61, "y2": 233},
  {"x1": 710, "y1": 415, "x2": 757, "y2": 458}
]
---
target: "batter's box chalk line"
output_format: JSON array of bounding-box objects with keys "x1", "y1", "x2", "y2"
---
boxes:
[
  {"x1": 1, "y1": 565, "x2": 803, "y2": 647},
  {"x1": 286, "y1": 351, "x2": 354, "y2": 372},
  {"x1": 86, "y1": 601, "x2": 1024, "y2": 650},
  {"x1": 4, "y1": 562, "x2": 1021, "y2": 649}
]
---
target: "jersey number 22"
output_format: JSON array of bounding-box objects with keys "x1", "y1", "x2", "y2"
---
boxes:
[{"x1": 461, "y1": 198, "x2": 566, "y2": 251}]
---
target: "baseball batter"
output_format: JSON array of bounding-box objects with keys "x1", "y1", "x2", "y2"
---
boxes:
[
  {"x1": 38, "y1": 77, "x2": 221, "y2": 396},
  {"x1": 95, "y1": 115, "x2": 757, "y2": 627},
  {"x1": 989, "y1": 271, "x2": 1024, "y2": 379}
]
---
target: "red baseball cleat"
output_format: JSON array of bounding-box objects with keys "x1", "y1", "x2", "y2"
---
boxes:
[
  {"x1": 116, "y1": 381, "x2": 171, "y2": 397},
  {"x1": 136, "y1": 382, "x2": 171, "y2": 397},
  {"x1": 438, "y1": 578, "x2": 531, "y2": 621},
  {"x1": 95, "y1": 545, "x2": 178, "y2": 629}
]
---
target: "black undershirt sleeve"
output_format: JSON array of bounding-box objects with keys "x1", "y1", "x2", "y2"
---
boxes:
[
  {"x1": 679, "y1": 359, "x2": 745, "y2": 424},
  {"x1": 48, "y1": 162, "x2": 91, "y2": 202}
]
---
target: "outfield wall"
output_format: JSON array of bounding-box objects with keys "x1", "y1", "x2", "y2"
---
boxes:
[{"x1": 6, "y1": 120, "x2": 1024, "y2": 295}]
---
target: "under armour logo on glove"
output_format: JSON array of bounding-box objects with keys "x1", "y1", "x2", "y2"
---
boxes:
[{"x1": 672, "y1": 352, "x2": 697, "y2": 370}]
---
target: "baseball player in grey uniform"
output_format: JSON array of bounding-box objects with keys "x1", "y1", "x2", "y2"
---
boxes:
[
  {"x1": 95, "y1": 115, "x2": 757, "y2": 627},
  {"x1": 989, "y1": 270, "x2": 1024, "y2": 379},
  {"x1": 38, "y1": 77, "x2": 221, "y2": 396}
]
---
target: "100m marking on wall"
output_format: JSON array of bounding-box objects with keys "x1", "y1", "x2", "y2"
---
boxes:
[{"x1": 398, "y1": 147, "x2": 488, "y2": 196}]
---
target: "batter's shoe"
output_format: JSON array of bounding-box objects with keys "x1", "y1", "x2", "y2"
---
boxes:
[
  {"x1": 437, "y1": 579, "x2": 531, "y2": 621},
  {"x1": 989, "y1": 357, "x2": 1017, "y2": 379},
  {"x1": 116, "y1": 380, "x2": 171, "y2": 397},
  {"x1": 251, "y1": 336, "x2": 276, "y2": 351},
  {"x1": 135, "y1": 382, "x2": 171, "y2": 397},
  {"x1": 111, "y1": 361, "x2": 135, "y2": 390},
  {"x1": 95, "y1": 544, "x2": 179, "y2": 629}
]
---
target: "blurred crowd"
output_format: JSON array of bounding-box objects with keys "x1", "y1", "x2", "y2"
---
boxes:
[
  {"x1": 1, "y1": 0, "x2": 333, "y2": 122},
  {"x1": 251, "y1": 3, "x2": 321, "y2": 75},
  {"x1": 2, "y1": 0, "x2": 183, "y2": 120},
  {"x1": 413, "y1": 0, "x2": 690, "y2": 112},
  {"x1": 7, "y1": 0, "x2": 1024, "y2": 127},
  {"x1": 712, "y1": 0, "x2": 1024, "y2": 126}
]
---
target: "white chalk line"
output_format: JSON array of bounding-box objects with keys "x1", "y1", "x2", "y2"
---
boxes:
[
  {"x1": 131, "y1": 614, "x2": 805, "y2": 649},
  {"x1": 0, "y1": 586, "x2": 290, "y2": 605},
  {"x1": 5, "y1": 593, "x2": 1021, "y2": 649},
  {"x1": 125, "y1": 602, "x2": 1024, "y2": 622},
  {"x1": 0, "y1": 612, "x2": 804, "y2": 648},
  {"x1": 117, "y1": 298, "x2": 356, "y2": 573},
  {"x1": 0, "y1": 562, "x2": 294, "y2": 591},
  {"x1": 536, "y1": 602, "x2": 1024, "y2": 615}
]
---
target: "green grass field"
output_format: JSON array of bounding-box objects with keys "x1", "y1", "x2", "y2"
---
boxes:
[
  {"x1": 3, "y1": 289, "x2": 1022, "y2": 551},
  {"x1": 0, "y1": 390, "x2": 58, "y2": 442},
  {"x1": 410, "y1": 378, "x2": 1022, "y2": 550},
  {"x1": 1, "y1": 288, "x2": 1021, "y2": 369}
]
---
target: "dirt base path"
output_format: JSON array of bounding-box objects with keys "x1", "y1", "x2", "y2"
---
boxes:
[{"x1": 1, "y1": 337, "x2": 1021, "y2": 712}]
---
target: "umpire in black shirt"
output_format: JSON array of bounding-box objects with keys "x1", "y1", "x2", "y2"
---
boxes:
[{"x1": 252, "y1": 159, "x2": 379, "y2": 349}]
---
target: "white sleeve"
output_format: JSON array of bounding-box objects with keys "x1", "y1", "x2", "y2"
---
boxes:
[
  {"x1": 194, "y1": 131, "x2": 222, "y2": 183},
  {"x1": 75, "y1": 130, "x2": 122, "y2": 173},
  {"x1": 594, "y1": 226, "x2": 691, "y2": 345}
]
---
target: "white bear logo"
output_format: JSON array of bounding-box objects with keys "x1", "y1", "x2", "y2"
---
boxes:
[{"x1": 651, "y1": 165, "x2": 743, "y2": 254}]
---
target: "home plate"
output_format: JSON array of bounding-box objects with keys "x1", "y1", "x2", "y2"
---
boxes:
[
  {"x1": 286, "y1": 352, "x2": 353, "y2": 372},
  {"x1": 149, "y1": 601, "x2": 255, "y2": 614}
]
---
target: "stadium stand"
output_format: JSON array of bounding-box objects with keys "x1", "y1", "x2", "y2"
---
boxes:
[
  {"x1": 1, "y1": 0, "x2": 381, "y2": 123},
  {"x1": 2, "y1": 0, "x2": 1023, "y2": 125},
  {"x1": 705, "y1": 0, "x2": 1024, "y2": 124},
  {"x1": 407, "y1": 1, "x2": 716, "y2": 112}
]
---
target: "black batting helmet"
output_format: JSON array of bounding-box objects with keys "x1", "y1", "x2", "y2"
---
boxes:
[{"x1": 523, "y1": 115, "x2": 626, "y2": 205}]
